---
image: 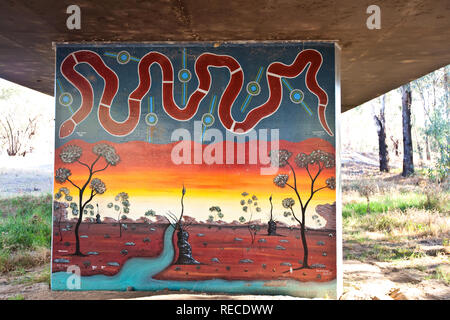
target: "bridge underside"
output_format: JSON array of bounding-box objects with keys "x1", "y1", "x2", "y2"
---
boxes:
[{"x1": 0, "y1": 0, "x2": 449, "y2": 111}]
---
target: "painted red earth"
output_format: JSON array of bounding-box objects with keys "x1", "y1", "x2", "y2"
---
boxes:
[
  {"x1": 52, "y1": 222, "x2": 165, "y2": 276},
  {"x1": 52, "y1": 222, "x2": 336, "y2": 283},
  {"x1": 154, "y1": 224, "x2": 336, "y2": 282}
]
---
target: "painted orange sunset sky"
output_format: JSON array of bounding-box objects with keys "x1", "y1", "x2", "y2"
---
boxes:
[{"x1": 54, "y1": 138, "x2": 336, "y2": 226}]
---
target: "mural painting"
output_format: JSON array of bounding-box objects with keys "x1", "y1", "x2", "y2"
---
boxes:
[{"x1": 51, "y1": 42, "x2": 339, "y2": 298}]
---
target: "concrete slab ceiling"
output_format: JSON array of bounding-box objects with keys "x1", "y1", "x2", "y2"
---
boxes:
[{"x1": 0, "y1": 0, "x2": 449, "y2": 112}]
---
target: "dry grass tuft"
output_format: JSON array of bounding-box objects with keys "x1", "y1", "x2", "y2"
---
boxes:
[{"x1": 0, "y1": 247, "x2": 50, "y2": 273}]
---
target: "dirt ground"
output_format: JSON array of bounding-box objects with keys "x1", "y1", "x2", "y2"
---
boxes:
[{"x1": 341, "y1": 241, "x2": 450, "y2": 300}]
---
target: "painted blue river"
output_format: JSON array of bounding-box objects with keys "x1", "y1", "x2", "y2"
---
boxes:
[{"x1": 52, "y1": 225, "x2": 336, "y2": 298}]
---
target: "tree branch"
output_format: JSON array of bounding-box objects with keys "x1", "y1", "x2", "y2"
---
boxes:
[
  {"x1": 286, "y1": 160, "x2": 304, "y2": 209},
  {"x1": 76, "y1": 159, "x2": 91, "y2": 170},
  {"x1": 66, "y1": 177, "x2": 81, "y2": 191},
  {"x1": 90, "y1": 155, "x2": 102, "y2": 172},
  {"x1": 312, "y1": 186, "x2": 329, "y2": 197},
  {"x1": 83, "y1": 189, "x2": 96, "y2": 209},
  {"x1": 303, "y1": 163, "x2": 326, "y2": 210},
  {"x1": 305, "y1": 165, "x2": 313, "y2": 182},
  {"x1": 80, "y1": 156, "x2": 100, "y2": 194},
  {"x1": 285, "y1": 182, "x2": 296, "y2": 190},
  {"x1": 290, "y1": 207, "x2": 302, "y2": 229},
  {"x1": 92, "y1": 163, "x2": 110, "y2": 174},
  {"x1": 286, "y1": 161, "x2": 298, "y2": 190}
]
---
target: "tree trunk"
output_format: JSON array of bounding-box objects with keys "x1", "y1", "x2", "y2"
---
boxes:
[
  {"x1": 267, "y1": 219, "x2": 277, "y2": 235},
  {"x1": 300, "y1": 209, "x2": 309, "y2": 268},
  {"x1": 425, "y1": 136, "x2": 431, "y2": 161},
  {"x1": 267, "y1": 195, "x2": 277, "y2": 235},
  {"x1": 73, "y1": 193, "x2": 84, "y2": 256},
  {"x1": 174, "y1": 227, "x2": 200, "y2": 265},
  {"x1": 401, "y1": 84, "x2": 414, "y2": 177},
  {"x1": 74, "y1": 213, "x2": 83, "y2": 255},
  {"x1": 416, "y1": 141, "x2": 423, "y2": 161},
  {"x1": 374, "y1": 95, "x2": 389, "y2": 172}
]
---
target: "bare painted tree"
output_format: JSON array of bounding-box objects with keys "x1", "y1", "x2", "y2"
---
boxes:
[
  {"x1": 400, "y1": 84, "x2": 415, "y2": 177},
  {"x1": 267, "y1": 195, "x2": 278, "y2": 236},
  {"x1": 374, "y1": 94, "x2": 389, "y2": 172},
  {"x1": 55, "y1": 143, "x2": 119, "y2": 256},
  {"x1": 95, "y1": 204, "x2": 102, "y2": 224},
  {"x1": 166, "y1": 185, "x2": 199, "y2": 265},
  {"x1": 272, "y1": 149, "x2": 335, "y2": 270}
]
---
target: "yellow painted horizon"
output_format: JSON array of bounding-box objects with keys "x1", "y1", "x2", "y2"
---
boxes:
[{"x1": 54, "y1": 179, "x2": 335, "y2": 227}]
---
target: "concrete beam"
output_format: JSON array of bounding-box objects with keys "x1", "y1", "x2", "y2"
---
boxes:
[{"x1": 0, "y1": 0, "x2": 449, "y2": 111}]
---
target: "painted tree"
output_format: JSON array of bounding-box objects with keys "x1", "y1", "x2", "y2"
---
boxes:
[
  {"x1": 53, "y1": 187, "x2": 72, "y2": 242},
  {"x1": 166, "y1": 185, "x2": 199, "y2": 265},
  {"x1": 95, "y1": 203, "x2": 101, "y2": 224},
  {"x1": 283, "y1": 209, "x2": 296, "y2": 223},
  {"x1": 55, "y1": 143, "x2": 119, "y2": 256},
  {"x1": 272, "y1": 149, "x2": 335, "y2": 270},
  {"x1": 145, "y1": 209, "x2": 156, "y2": 221},
  {"x1": 208, "y1": 206, "x2": 224, "y2": 223},
  {"x1": 83, "y1": 204, "x2": 95, "y2": 222},
  {"x1": 108, "y1": 192, "x2": 130, "y2": 237},
  {"x1": 267, "y1": 195, "x2": 277, "y2": 236},
  {"x1": 239, "y1": 193, "x2": 261, "y2": 244}
]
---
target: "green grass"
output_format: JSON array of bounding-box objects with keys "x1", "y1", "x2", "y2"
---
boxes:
[
  {"x1": 0, "y1": 194, "x2": 52, "y2": 273},
  {"x1": 7, "y1": 294, "x2": 25, "y2": 300},
  {"x1": 425, "y1": 266, "x2": 450, "y2": 285},
  {"x1": 370, "y1": 245, "x2": 424, "y2": 262},
  {"x1": 11, "y1": 265, "x2": 50, "y2": 286},
  {"x1": 0, "y1": 194, "x2": 52, "y2": 251},
  {"x1": 343, "y1": 193, "x2": 430, "y2": 218}
]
